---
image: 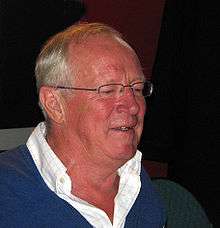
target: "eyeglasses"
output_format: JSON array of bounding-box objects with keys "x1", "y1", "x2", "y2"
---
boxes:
[{"x1": 53, "y1": 81, "x2": 153, "y2": 98}]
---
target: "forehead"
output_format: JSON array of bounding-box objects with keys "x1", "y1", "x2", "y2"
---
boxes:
[{"x1": 67, "y1": 35, "x2": 144, "y2": 85}]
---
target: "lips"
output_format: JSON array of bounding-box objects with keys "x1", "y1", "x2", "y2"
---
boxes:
[
  {"x1": 110, "y1": 116, "x2": 138, "y2": 133},
  {"x1": 114, "y1": 126, "x2": 134, "y2": 131},
  {"x1": 111, "y1": 121, "x2": 137, "y2": 132}
]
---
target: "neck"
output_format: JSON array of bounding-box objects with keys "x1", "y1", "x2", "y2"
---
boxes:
[
  {"x1": 46, "y1": 125, "x2": 123, "y2": 190},
  {"x1": 70, "y1": 163, "x2": 119, "y2": 224},
  {"x1": 46, "y1": 125, "x2": 125, "y2": 222}
]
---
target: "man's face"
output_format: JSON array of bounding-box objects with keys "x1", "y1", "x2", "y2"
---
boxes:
[{"x1": 63, "y1": 35, "x2": 146, "y2": 166}]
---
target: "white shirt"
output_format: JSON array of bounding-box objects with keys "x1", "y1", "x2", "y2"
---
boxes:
[{"x1": 26, "y1": 122, "x2": 142, "y2": 228}]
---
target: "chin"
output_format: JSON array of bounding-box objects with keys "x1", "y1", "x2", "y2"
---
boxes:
[{"x1": 111, "y1": 144, "x2": 137, "y2": 161}]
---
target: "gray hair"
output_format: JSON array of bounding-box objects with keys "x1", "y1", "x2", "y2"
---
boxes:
[{"x1": 35, "y1": 22, "x2": 132, "y2": 118}]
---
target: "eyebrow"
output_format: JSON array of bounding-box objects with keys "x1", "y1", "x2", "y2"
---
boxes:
[
  {"x1": 101, "y1": 76, "x2": 146, "y2": 85},
  {"x1": 131, "y1": 77, "x2": 146, "y2": 83}
]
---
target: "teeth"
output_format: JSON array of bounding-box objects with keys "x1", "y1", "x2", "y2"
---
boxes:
[
  {"x1": 114, "y1": 126, "x2": 134, "y2": 131},
  {"x1": 120, "y1": 126, "x2": 129, "y2": 131}
]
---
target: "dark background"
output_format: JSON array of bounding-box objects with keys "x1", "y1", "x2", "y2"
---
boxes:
[
  {"x1": 0, "y1": 0, "x2": 86, "y2": 128},
  {"x1": 0, "y1": 0, "x2": 219, "y2": 225},
  {"x1": 139, "y1": 0, "x2": 219, "y2": 225}
]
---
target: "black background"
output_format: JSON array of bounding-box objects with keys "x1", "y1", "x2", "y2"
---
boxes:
[
  {"x1": 139, "y1": 0, "x2": 219, "y2": 225},
  {"x1": 0, "y1": 0, "x2": 85, "y2": 128}
]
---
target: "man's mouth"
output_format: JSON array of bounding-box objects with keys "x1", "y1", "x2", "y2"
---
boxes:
[
  {"x1": 116, "y1": 127, "x2": 132, "y2": 131},
  {"x1": 115, "y1": 126, "x2": 133, "y2": 131}
]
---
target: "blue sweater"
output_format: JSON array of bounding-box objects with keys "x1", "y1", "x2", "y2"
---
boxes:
[{"x1": 0, "y1": 145, "x2": 166, "y2": 227}]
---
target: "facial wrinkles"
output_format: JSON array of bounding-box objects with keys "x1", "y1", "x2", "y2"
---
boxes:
[
  {"x1": 68, "y1": 36, "x2": 145, "y2": 121},
  {"x1": 91, "y1": 56, "x2": 143, "y2": 89},
  {"x1": 68, "y1": 36, "x2": 145, "y2": 88},
  {"x1": 88, "y1": 44, "x2": 145, "y2": 129},
  {"x1": 111, "y1": 99, "x2": 142, "y2": 128}
]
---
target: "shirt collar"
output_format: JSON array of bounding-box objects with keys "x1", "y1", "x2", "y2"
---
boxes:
[
  {"x1": 27, "y1": 122, "x2": 67, "y2": 192},
  {"x1": 27, "y1": 122, "x2": 142, "y2": 192}
]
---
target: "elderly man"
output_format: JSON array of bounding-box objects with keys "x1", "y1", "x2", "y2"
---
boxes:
[{"x1": 0, "y1": 23, "x2": 166, "y2": 227}]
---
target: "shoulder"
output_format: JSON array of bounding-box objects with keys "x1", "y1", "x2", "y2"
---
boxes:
[
  {"x1": 152, "y1": 178, "x2": 203, "y2": 206},
  {"x1": 152, "y1": 178, "x2": 212, "y2": 227},
  {"x1": 0, "y1": 145, "x2": 37, "y2": 185},
  {"x1": 0, "y1": 145, "x2": 29, "y2": 172},
  {"x1": 132, "y1": 167, "x2": 167, "y2": 226},
  {"x1": 0, "y1": 145, "x2": 42, "y2": 205}
]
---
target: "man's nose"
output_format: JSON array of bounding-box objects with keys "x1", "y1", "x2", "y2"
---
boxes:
[{"x1": 116, "y1": 88, "x2": 140, "y2": 115}]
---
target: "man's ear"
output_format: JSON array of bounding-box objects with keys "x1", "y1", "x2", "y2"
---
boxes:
[{"x1": 39, "y1": 86, "x2": 65, "y2": 123}]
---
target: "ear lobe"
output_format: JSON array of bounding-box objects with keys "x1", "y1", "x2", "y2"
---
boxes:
[{"x1": 39, "y1": 86, "x2": 65, "y2": 123}]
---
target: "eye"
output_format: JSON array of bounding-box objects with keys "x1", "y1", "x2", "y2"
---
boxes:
[
  {"x1": 133, "y1": 83, "x2": 144, "y2": 95},
  {"x1": 99, "y1": 85, "x2": 118, "y2": 96}
]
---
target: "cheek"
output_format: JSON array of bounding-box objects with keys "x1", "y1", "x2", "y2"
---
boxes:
[
  {"x1": 137, "y1": 100, "x2": 146, "y2": 133},
  {"x1": 138, "y1": 99, "x2": 146, "y2": 119},
  {"x1": 91, "y1": 103, "x2": 114, "y2": 136},
  {"x1": 64, "y1": 98, "x2": 90, "y2": 132},
  {"x1": 89, "y1": 97, "x2": 116, "y2": 118},
  {"x1": 79, "y1": 100, "x2": 114, "y2": 132}
]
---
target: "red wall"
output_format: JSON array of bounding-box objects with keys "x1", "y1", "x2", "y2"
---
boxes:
[{"x1": 81, "y1": 0, "x2": 165, "y2": 78}]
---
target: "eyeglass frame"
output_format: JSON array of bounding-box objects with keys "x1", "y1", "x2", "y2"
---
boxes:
[{"x1": 50, "y1": 80, "x2": 153, "y2": 98}]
